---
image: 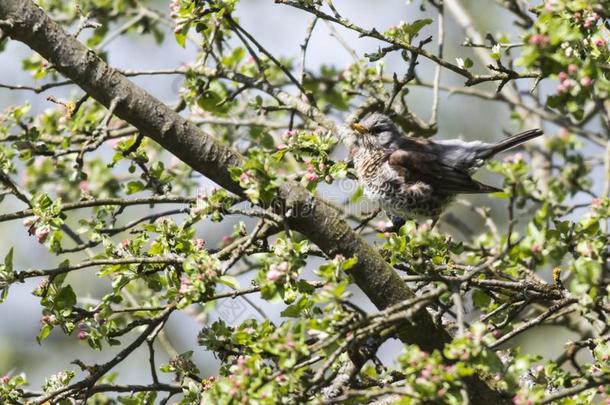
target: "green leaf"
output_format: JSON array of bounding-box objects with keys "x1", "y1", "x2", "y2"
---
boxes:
[
  {"x1": 472, "y1": 289, "x2": 491, "y2": 309},
  {"x1": 402, "y1": 18, "x2": 433, "y2": 38},
  {"x1": 125, "y1": 181, "x2": 145, "y2": 194},
  {"x1": 37, "y1": 323, "x2": 53, "y2": 344},
  {"x1": 281, "y1": 296, "x2": 311, "y2": 317},
  {"x1": 174, "y1": 22, "x2": 191, "y2": 48},
  {"x1": 218, "y1": 275, "x2": 240, "y2": 290},
  {"x1": 4, "y1": 247, "x2": 13, "y2": 272},
  {"x1": 55, "y1": 285, "x2": 77, "y2": 310}
]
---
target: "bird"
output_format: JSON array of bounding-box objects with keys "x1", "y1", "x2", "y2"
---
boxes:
[{"x1": 342, "y1": 112, "x2": 543, "y2": 230}]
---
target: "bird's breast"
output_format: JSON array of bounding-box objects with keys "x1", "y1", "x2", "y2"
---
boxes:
[
  {"x1": 352, "y1": 148, "x2": 403, "y2": 199},
  {"x1": 351, "y1": 147, "x2": 451, "y2": 219},
  {"x1": 352, "y1": 148, "x2": 389, "y2": 182}
]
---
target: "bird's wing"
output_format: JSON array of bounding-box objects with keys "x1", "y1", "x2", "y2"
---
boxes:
[{"x1": 388, "y1": 149, "x2": 501, "y2": 194}]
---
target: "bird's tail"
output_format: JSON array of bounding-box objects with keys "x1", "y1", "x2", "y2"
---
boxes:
[{"x1": 478, "y1": 129, "x2": 543, "y2": 159}]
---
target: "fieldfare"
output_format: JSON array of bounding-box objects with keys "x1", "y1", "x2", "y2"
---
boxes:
[{"x1": 343, "y1": 113, "x2": 543, "y2": 230}]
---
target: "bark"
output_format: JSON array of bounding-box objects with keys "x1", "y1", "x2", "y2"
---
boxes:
[{"x1": 0, "y1": 1, "x2": 508, "y2": 402}]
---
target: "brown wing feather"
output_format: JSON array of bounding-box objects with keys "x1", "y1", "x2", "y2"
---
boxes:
[{"x1": 388, "y1": 149, "x2": 501, "y2": 194}]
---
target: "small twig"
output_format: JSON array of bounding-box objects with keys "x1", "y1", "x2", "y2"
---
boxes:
[
  {"x1": 490, "y1": 299, "x2": 577, "y2": 348},
  {"x1": 354, "y1": 208, "x2": 381, "y2": 232},
  {"x1": 226, "y1": 15, "x2": 313, "y2": 103},
  {"x1": 222, "y1": 219, "x2": 267, "y2": 274},
  {"x1": 15, "y1": 257, "x2": 183, "y2": 282},
  {"x1": 430, "y1": 0, "x2": 444, "y2": 126},
  {"x1": 0, "y1": 195, "x2": 197, "y2": 223},
  {"x1": 95, "y1": 11, "x2": 145, "y2": 51},
  {"x1": 322, "y1": 20, "x2": 358, "y2": 62},
  {"x1": 73, "y1": 6, "x2": 101, "y2": 38},
  {"x1": 0, "y1": 172, "x2": 31, "y2": 207},
  {"x1": 451, "y1": 289, "x2": 466, "y2": 336}
]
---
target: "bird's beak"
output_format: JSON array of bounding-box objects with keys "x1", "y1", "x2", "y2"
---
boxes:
[{"x1": 350, "y1": 122, "x2": 367, "y2": 135}]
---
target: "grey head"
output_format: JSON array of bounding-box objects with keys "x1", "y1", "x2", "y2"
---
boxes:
[{"x1": 348, "y1": 112, "x2": 403, "y2": 149}]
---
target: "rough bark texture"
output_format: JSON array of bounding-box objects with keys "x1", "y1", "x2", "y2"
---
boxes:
[{"x1": 0, "y1": 1, "x2": 508, "y2": 403}]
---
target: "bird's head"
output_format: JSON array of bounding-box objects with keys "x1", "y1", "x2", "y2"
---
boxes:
[{"x1": 346, "y1": 113, "x2": 401, "y2": 149}]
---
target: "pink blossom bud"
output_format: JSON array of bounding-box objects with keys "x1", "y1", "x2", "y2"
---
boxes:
[
  {"x1": 93, "y1": 312, "x2": 105, "y2": 325},
  {"x1": 421, "y1": 366, "x2": 432, "y2": 378},
  {"x1": 0, "y1": 375, "x2": 9, "y2": 384},
  {"x1": 415, "y1": 377, "x2": 427, "y2": 385},
  {"x1": 568, "y1": 64, "x2": 578, "y2": 74},
  {"x1": 79, "y1": 180, "x2": 90, "y2": 192},
  {"x1": 504, "y1": 153, "x2": 524, "y2": 164},
  {"x1": 580, "y1": 77, "x2": 593, "y2": 87},
  {"x1": 23, "y1": 216, "x2": 39, "y2": 228},
  {"x1": 35, "y1": 227, "x2": 49, "y2": 243},
  {"x1": 529, "y1": 34, "x2": 549, "y2": 48},
  {"x1": 194, "y1": 239, "x2": 206, "y2": 250},
  {"x1": 190, "y1": 206, "x2": 204, "y2": 216},
  {"x1": 304, "y1": 172, "x2": 318, "y2": 182},
  {"x1": 239, "y1": 171, "x2": 252, "y2": 183},
  {"x1": 179, "y1": 276, "x2": 192, "y2": 294},
  {"x1": 594, "y1": 38, "x2": 607, "y2": 47},
  {"x1": 376, "y1": 220, "x2": 392, "y2": 230},
  {"x1": 267, "y1": 266, "x2": 284, "y2": 283},
  {"x1": 77, "y1": 330, "x2": 88, "y2": 340}
]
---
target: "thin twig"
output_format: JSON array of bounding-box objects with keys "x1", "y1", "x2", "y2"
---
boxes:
[{"x1": 430, "y1": 1, "x2": 444, "y2": 126}]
